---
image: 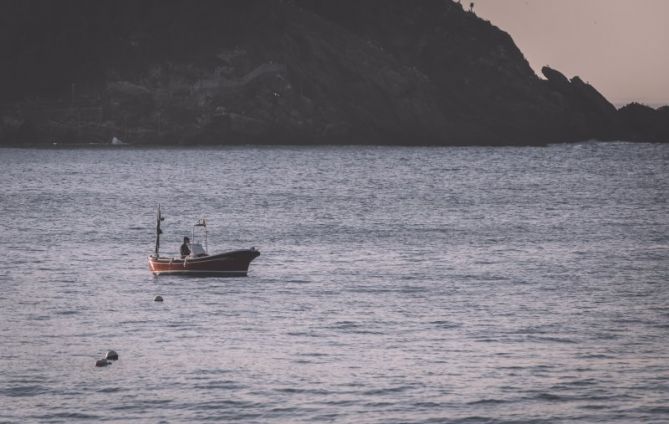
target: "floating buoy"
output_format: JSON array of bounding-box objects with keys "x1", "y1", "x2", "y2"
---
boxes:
[
  {"x1": 106, "y1": 350, "x2": 119, "y2": 361},
  {"x1": 95, "y1": 359, "x2": 110, "y2": 367},
  {"x1": 154, "y1": 295, "x2": 163, "y2": 302}
]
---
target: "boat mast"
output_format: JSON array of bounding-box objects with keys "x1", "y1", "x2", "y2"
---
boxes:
[
  {"x1": 155, "y1": 204, "x2": 164, "y2": 257},
  {"x1": 204, "y1": 218, "x2": 208, "y2": 254}
]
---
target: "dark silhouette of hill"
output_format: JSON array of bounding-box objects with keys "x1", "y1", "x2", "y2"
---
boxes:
[{"x1": 1, "y1": 0, "x2": 666, "y2": 145}]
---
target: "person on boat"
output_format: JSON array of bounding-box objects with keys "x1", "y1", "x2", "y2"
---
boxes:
[{"x1": 180, "y1": 236, "x2": 191, "y2": 258}]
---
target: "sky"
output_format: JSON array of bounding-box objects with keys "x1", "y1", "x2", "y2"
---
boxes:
[{"x1": 472, "y1": 0, "x2": 669, "y2": 107}]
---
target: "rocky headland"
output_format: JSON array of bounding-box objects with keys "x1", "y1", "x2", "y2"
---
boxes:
[{"x1": 1, "y1": 0, "x2": 667, "y2": 146}]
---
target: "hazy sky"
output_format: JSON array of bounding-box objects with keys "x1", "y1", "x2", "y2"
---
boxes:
[{"x1": 473, "y1": 0, "x2": 669, "y2": 106}]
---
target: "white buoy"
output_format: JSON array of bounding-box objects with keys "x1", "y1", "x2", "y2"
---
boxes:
[
  {"x1": 106, "y1": 350, "x2": 119, "y2": 361},
  {"x1": 154, "y1": 295, "x2": 163, "y2": 302}
]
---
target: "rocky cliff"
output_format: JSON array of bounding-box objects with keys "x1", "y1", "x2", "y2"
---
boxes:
[{"x1": 0, "y1": 0, "x2": 666, "y2": 145}]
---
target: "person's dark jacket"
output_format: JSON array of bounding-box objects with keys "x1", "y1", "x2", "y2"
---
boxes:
[{"x1": 180, "y1": 242, "x2": 190, "y2": 258}]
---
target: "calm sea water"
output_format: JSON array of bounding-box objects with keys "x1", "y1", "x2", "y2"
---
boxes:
[{"x1": 0, "y1": 143, "x2": 668, "y2": 423}]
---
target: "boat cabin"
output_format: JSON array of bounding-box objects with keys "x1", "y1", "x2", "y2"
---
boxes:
[{"x1": 189, "y1": 242, "x2": 207, "y2": 258}]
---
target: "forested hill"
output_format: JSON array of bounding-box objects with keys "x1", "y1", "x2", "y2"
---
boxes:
[{"x1": 1, "y1": 0, "x2": 667, "y2": 145}]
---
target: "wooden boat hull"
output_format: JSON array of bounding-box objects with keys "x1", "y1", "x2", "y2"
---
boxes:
[{"x1": 148, "y1": 249, "x2": 260, "y2": 276}]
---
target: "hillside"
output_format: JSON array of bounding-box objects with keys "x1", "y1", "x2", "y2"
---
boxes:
[{"x1": 1, "y1": 0, "x2": 666, "y2": 145}]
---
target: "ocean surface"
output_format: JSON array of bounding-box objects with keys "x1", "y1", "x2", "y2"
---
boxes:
[{"x1": 0, "y1": 142, "x2": 667, "y2": 423}]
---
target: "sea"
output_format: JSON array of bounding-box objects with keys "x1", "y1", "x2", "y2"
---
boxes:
[{"x1": 0, "y1": 142, "x2": 667, "y2": 423}]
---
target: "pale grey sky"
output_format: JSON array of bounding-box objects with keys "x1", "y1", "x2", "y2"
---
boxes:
[{"x1": 473, "y1": 0, "x2": 669, "y2": 106}]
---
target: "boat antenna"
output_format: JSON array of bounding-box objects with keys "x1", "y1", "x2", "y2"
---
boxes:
[
  {"x1": 155, "y1": 204, "x2": 165, "y2": 257},
  {"x1": 193, "y1": 218, "x2": 208, "y2": 254}
]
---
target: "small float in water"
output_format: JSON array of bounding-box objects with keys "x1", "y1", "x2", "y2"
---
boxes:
[{"x1": 148, "y1": 205, "x2": 260, "y2": 277}]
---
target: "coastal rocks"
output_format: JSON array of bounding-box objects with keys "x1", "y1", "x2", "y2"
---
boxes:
[
  {"x1": 541, "y1": 66, "x2": 572, "y2": 92},
  {"x1": 154, "y1": 295, "x2": 164, "y2": 302},
  {"x1": 617, "y1": 103, "x2": 669, "y2": 142},
  {"x1": 570, "y1": 76, "x2": 617, "y2": 116},
  {"x1": 540, "y1": 66, "x2": 620, "y2": 140}
]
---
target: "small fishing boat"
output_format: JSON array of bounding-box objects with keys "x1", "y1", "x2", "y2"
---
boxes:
[{"x1": 148, "y1": 205, "x2": 260, "y2": 276}]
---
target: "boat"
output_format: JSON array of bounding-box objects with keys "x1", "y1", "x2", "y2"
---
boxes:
[{"x1": 148, "y1": 205, "x2": 260, "y2": 276}]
